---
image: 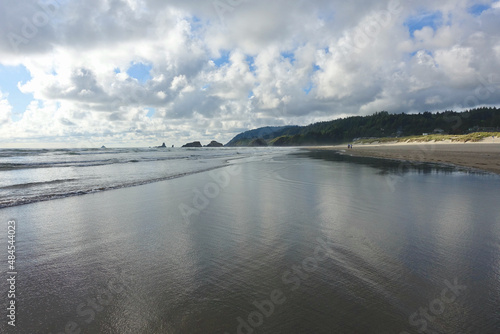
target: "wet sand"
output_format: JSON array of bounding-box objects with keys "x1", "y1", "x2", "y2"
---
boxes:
[
  {"x1": 2, "y1": 151, "x2": 500, "y2": 333},
  {"x1": 314, "y1": 141, "x2": 500, "y2": 174}
]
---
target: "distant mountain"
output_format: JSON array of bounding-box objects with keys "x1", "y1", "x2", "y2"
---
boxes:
[
  {"x1": 225, "y1": 126, "x2": 300, "y2": 146},
  {"x1": 225, "y1": 107, "x2": 500, "y2": 146}
]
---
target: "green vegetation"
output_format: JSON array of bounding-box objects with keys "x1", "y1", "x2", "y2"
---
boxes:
[
  {"x1": 355, "y1": 132, "x2": 500, "y2": 144},
  {"x1": 226, "y1": 107, "x2": 500, "y2": 146}
]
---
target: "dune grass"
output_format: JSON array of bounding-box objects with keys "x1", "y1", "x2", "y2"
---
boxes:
[{"x1": 354, "y1": 132, "x2": 500, "y2": 144}]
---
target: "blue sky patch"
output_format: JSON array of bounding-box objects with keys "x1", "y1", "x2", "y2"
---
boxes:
[
  {"x1": 410, "y1": 49, "x2": 433, "y2": 57},
  {"x1": 468, "y1": 3, "x2": 490, "y2": 16},
  {"x1": 404, "y1": 11, "x2": 443, "y2": 38},
  {"x1": 303, "y1": 82, "x2": 314, "y2": 95},
  {"x1": 409, "y1": 49, "x2": 433, "y2": 58},
  {"x1": 246, "y1": 55, "x2": 256, "y2": 72},
  {"x1": 318, "y1": 10, "x2": 334, "y2": 23},
  {"x1": 281, "y1": 51, "x2": 295, "y2": 64},
  {"x1": 146, "y1": 107, "x2": 155, "y2": 118},
  {"x1": 189, "y1": 15, "x2": 204, "y2": 34},
  {"x1": 0, "y1": 64, "x2": 34, "y2": 119},
  {"x1": 126, "y1": 62, "x2": 152, "y2": 83},
  {"x1": 212, "y1": 51, "x2": 230, "y2": 67}
]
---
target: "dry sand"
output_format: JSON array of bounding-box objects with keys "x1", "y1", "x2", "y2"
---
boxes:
[{"x1": 312, "y1": 139, "x2": 500, "y2": 174}]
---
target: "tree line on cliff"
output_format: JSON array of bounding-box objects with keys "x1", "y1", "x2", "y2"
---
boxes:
[{"x1": 226, "y1": 107, "x2": 500, "y2": 146}]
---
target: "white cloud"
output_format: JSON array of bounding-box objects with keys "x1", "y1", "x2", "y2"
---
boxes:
[
  {"x1": 0, "y1": 0, "x2": 499, "y2": 146},
  {"x1": 0, "y1": 91, "x2": 13, "y2": 126}
]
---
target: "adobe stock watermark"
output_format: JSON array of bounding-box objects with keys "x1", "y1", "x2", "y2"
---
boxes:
[
  {"x1": 386, "y1": 72, "x2": 499, "y2": 191},
  {"x1": 7, "y1": 0, "x2": 62, "y2": 53},
  {"x1": 223, "y1": 237, "x2": 336, "y2": 334},
  {"x1": 445, "y1": 73, "x2": 498, "y2": 131},
  {"x1": 461, "y1": 74, "x2": 498, "y2": 110},
  {"x1": 47, "y1": 269, "x2": 133, "y2": 334},
  {"x1": 400, "y1": 278, "x2": 466, "y2": 334},
  {"x1": 212, "y1": 0, "x2": 252, "y2": 25},
  {"x1": 178, "y1": 164, "x2": 242, "y2": 224},
  {"x1": 385, "y1": 143, "x2": 437, "y2": 192},
  {"x1": 338, "y1": 0, "x2": 403, "y2": 57}
]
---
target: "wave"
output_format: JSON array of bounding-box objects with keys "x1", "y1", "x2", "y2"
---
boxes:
[
  {"x1": 0, "y1": 147, "x2": 295, "y2": 210},
  {"x1": 0, "y1": 156, "x2": 191, "y2": 171},
  {"x1": 0, "y1": 165, "x2": 223, "y2": 209},
  {"x1": 0, "y1": 179, "x2": 78, "y2": 190}
]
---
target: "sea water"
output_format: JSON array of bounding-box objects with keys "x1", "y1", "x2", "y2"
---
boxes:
[{"x1": 0, "y1": 147, "x2": 294, "y2": 208}]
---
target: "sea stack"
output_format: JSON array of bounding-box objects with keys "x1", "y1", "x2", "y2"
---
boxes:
[
  {"x1": 182, "y1": 141, "x2": 203, "y2": 148},
  {"x1": 205, "y1": 141, "x2": 224, "y2": 147}
]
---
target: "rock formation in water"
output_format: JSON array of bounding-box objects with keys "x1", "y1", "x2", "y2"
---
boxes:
[
  {"x1": 205, "y1": 141, "x2": 224, "y2": 147},
  {"x1": 182, "y1": 141, "x2": 203, "y2": 148}
]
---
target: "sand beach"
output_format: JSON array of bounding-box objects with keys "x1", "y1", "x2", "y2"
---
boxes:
[{"x1": 317, "y1": 139, "x2": 500, "y2": 174}]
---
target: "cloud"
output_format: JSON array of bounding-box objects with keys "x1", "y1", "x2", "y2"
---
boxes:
[
  {"x1": 0, "y1": 0, "x2": 499, "y2": 146},
  {"x1": 0, "y1": 91, "x2": 13, "y2": 126}
]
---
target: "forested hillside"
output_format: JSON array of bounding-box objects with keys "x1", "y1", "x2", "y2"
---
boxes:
[{"x1": 226, "y1": 108, "x2": 500, "y2": 146}]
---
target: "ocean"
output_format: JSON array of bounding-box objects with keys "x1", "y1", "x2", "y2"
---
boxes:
[
  {"x1": 0, "y1": 148, "x2": 499, "y2": 333},
  {"x1": 0, "y1": 147, "x2": 293, "y2": 209}
]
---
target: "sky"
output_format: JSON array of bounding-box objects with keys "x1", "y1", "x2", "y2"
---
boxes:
[{"x1": 0, "y1": 0, "x2": 499, "y2": 148}]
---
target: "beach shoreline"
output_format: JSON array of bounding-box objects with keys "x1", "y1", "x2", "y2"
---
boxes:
[
  {"x1": 306, "y1": 140, "x2": 500, "y2": 175},
  {"x1": 3, "y1": 147, "x2": 500, "y2": 333}
]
